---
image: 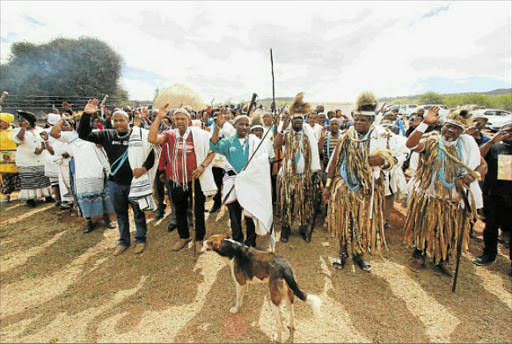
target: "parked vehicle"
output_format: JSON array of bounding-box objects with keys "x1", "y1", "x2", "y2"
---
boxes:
[
  {"x1": 419, "y1": 104, "x2": 449, "y2": 118},
  {"x1": 398, "y1": 104, "x2": 418, "y2": 117},
  {"x1": 471, "y1": 109, "x2": 512, "y2": 131}
]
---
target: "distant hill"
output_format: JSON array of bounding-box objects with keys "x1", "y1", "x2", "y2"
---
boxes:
[{"x1": 379, "y1": 88, "x2": 511, "y2": 102}]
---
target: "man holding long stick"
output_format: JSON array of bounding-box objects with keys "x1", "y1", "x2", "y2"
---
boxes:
[
  {"x1": 210, "y1": 108, "x2": 273, "y2": 248},
  {"x1": 404, "y1": 106, "x2": 486, "y2": 276}
]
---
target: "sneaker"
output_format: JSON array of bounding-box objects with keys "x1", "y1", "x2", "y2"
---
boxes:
[
  {"x1": 472, "y1": 255, "x2": 496, "y2": 266},
  {"x1": 1, "y1": 195, "x2": 10, "y2": 204},
  {"x1": 173, "y1": 238, "x2": 191, "y2": 251},
  {"x1": 103, "y1": 216, "x2": 117, "y2": 229},
  {"x1": 113, "y1": 245, "x2": 128, "y2": 256},
  {"x1": 134, "y1": 242, "x2": 146, "y2": 254}
]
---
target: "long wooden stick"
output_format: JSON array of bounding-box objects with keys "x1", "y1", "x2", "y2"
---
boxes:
[
  {"x1": 270, "y1": 49, "x2": 276, "y2": 114},
  {"x1": 192, "y1": 179, "x2": 197, "y2": 260}
]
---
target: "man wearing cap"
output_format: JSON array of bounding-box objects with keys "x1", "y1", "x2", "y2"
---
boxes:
[
  {"x1": 149, "y1": 105, "x2": 217, "y2": 253},
  {"x1": 405, "y1": 107, "x2": 486, "y2": 276},
  {"x1": 465, "y1": 113, "x2": 491, "y2": 147},
  {"x1": 79, "y1": 99, "x2": 156, "y2": 256},
  {"x1": 0, "y1": 113, "x2": 21, "y2": 204},
  {"x1": 473, "y1": 122, "x2": 512, "y2": 272},
  {"x1": 210, "y1": 108, "x2": 273, "y2": 248},
  {"x1": 323, "y1": 92, "x2": 395, "y2": 273},
  {"x1": 11, "y1": 111, "x2": 53, "y2": 207}
]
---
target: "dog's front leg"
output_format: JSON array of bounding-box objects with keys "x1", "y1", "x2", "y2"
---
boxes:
[{"x1": 230, "y1": 283, "x2": 247, "y2": 314}]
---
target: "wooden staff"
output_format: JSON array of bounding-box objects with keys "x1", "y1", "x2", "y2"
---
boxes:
[
  {"x1": 270, "y1": 49, "x2": 276, "y2": 114},
  {"x1": 452, "y1": 182, "x2": 471, "y2": 292},
  {"x1": 191, "y1": 178, "x2": 197, "y2": 260}
]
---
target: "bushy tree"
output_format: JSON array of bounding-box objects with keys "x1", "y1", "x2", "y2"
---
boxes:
[
  {"x1": 416, "y1": 91, "x2": 445, "y2": 105},
  {"x1": 0, "y1": 37, "x2": 127, "y2": 97}
]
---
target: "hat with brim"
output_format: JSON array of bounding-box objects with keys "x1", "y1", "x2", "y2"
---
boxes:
[{"x1": 17, "y1": 110, "x2": 37, "y2": 125}]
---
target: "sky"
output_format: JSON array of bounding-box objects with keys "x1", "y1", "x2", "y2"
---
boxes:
[{"x1": 1, "y1": 1, "x2": 511, "y2": 104}]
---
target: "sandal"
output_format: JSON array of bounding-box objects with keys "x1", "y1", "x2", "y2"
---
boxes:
[
  {"x1": 332, "y1": 252, "x2": 348, "y2": 270},
  {"x1": 354, "y1": 256, "x2": 371, "y2": 273}
]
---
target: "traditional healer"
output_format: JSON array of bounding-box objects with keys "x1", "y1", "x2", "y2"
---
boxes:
[
  {"x1": 274, "y1": 93, "x2": 322, "y2": 243},
  {"x1": 323, "y1": 92, "x2": 396, "y2": 273},
  {"x1": 404, "y1": 106, "x2": 486, "y2": 276}
]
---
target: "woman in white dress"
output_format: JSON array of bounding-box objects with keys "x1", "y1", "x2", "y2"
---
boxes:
[{"x1": 11, "y1": 111, "x2": 52, "y2": 208}]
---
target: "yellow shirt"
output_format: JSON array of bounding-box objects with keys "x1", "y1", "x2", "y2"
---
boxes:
[{"x1": 0, "y1": 126, "x2": 18, "y2": 173}]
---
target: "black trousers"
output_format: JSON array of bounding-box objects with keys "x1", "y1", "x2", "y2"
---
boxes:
[
  {"x1": 169, "y1": 179, "x2": 206, "y2": 241},
  {"x1": 226, "y1": 200, "x2": 256, "y2": 247},
  {"x1": 212, "y1": 167, "x2": 224, "y2": 206},
  {"x1": 483, "y1": 195, "x2": 512, "y2": 261},
  {"x1": 154, "y1": 170, "x2": 167, "y2": 211}
]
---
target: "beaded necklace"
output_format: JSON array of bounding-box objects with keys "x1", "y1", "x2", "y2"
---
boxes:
[{"x1": 437, "y1": 138, "x2": 462, "y2": 189}]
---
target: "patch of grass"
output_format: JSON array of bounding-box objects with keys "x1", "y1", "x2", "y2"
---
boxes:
[
  {"x1": 1, "y1": 254, "x2": 11, "y2": 261},
  {"x1": 16, "y1": 322, "x2": 35, "y2": 338},
  {"x1": 47, "y1": 336, "x2": 59, "y2": 343},
  {"x1": 21, "y1": 271, "x2": 37, "y2": 280},
  {"x1": 90, "y1": 289, "x2": 101, "y2": 299}
]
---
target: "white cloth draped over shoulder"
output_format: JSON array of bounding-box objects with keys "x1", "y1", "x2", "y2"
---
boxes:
[
  {"x1": 128, "y1": 127, "x2": 160, "y2": 211},
  {"x1": 223, "y1": 134, "x2": 273, "y2": 236},
  {"x1": 190, "y1": 126, "x2": 217, "y2": 196}
]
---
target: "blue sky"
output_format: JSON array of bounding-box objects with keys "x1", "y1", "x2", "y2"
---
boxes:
[{"x1": 1, "y1": 1, "x2": 511, "y2": 103}]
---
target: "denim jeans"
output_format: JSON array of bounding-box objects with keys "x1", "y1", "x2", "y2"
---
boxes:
[{"x1": 108, "y1": 181, "x2": 147, "y2": 246}]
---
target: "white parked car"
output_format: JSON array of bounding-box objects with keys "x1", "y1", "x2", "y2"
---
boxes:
[
  {"x1": 399, "y1": 104, "x2": 419, "y2": 117},
  {"x1": 471, "y1": 109, "x2": 512, "y2": 131}
]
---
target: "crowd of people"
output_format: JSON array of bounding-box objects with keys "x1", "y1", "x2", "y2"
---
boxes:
[{"x1": 0, "y1": 91, "x2": 510, "y2": 277}]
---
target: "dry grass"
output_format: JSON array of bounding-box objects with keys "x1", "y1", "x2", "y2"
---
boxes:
[{"x1": 0, "y1": 193, "x2": 511, "y2": 343}]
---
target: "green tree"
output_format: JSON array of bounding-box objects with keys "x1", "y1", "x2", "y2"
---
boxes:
[
  {"x1": 0, "y1": 37, "x2": 126, "y2": 97},
  {"x1": 416, "y1": 91, "x2": 445, "y2": 105},
  {"x1": 389, "y1": 97, "x2": 412, "y2": 105}
]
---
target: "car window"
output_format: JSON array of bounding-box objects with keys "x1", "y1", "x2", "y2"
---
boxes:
[
  {"x1": 497, "y1": 111, "x2": 511, "y2": 117},
  {"x1": 410, "y1": 105, "x2": 417, "y2": 108},
  {"x1": 485, "y1": 111, "x2": 496, "y2": 116}
]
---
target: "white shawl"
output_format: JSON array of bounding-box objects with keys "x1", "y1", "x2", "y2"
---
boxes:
[
  {"x1": 128, "y1": 127, "x2": 160, "y2": 211},
  {"x1": 190, "y1": 126, "x2": 217, "y2": 197}
]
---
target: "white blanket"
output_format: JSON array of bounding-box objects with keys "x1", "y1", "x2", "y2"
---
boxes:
[
  {"x1": 223, "y1": 135, "x2": 273, "y2": 236},
  {"x1": 190, "y1": 127, "x2": 217, "y2": 197},
  {"x1": 128, "y1": 127, "x2": 160, "y2": 211}
]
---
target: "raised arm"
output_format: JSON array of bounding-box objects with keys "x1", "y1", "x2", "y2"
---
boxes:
[
  {"x1": 78, "y1": 99, "x2": 104, "y2": 144},
  {"x1": 406, "y1": 106, "x2": 440, "y2": 152},
  {"x1": 50, "y1": 118, "x2": 66, "y2": 139},
  {"x1": 148, "y1": 103, "x2": 170, "y2": 145},
  {"x1": 210, "y1": 108, "x2": 226, "y2": 145},
  {"x1": 273, "y1": 114, "x2": 291, "y2": 150}
]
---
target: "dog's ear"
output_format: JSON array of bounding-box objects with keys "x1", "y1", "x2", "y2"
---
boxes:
[
  {"x1": 222, "y1": 234, "x2": 230, "y2": 240},
  {"x1": 212, "y1": 240, "x2": 222, "y2": 252}
]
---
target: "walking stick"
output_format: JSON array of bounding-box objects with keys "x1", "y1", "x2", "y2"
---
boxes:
[
  {"x1": 452, "y1": 182, "x2": 471, "y2": 292},
  {"x1": 191, "y1": 178, "x2": 197, "y2": 260},
  {"x1": 270, "y1": 49, "x2": 276, "y2": 114}
]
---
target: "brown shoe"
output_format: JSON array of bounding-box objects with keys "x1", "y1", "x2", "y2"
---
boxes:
[
  {"x1": 409, "y1": 258, "x2": 426, "y2": 273},
  {"x1": 113, "y1": 245, "x2": 128, "y2": 256},
  {"x1": 173, "y1": 238, "x2": 191, "y2": 251},
  {"x1": 435, "y1": 263, "x2": 453, "y2": 277},
  {"x1": 134, "y1": 242, "x2": 146, "y2": 254}
]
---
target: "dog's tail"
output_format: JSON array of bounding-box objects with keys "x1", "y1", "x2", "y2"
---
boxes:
[{"x1": 283, "y1": 268, "x2": 322, "y2": 317}]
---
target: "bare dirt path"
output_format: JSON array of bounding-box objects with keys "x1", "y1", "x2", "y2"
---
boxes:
[{"x1": 1, "y1": 196, "x2": 511, "y2": 343}]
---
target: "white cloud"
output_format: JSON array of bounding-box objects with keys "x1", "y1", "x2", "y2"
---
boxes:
[{"x1": 1, "y1": 1, "x2": 510, "y2": 103}]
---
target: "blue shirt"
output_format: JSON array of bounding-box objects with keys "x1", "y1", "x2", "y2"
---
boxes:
[{"x1": 210, "y1": 136, "x2": 249, "y2": 173}]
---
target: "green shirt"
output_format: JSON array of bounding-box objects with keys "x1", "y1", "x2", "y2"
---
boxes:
[{"x1": 210, "y1": 136, "x2": 249, "y2": 173}]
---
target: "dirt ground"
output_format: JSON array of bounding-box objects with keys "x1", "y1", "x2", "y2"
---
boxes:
[{"x1": 0, "y1": 194, "x2": 511, "y2": 343}]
